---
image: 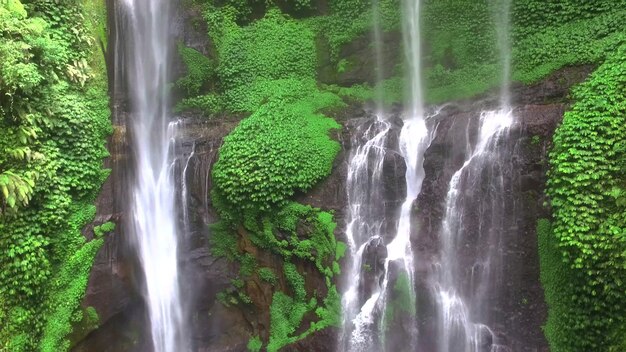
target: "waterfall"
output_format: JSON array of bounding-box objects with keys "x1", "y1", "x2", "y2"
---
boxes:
[
  {"x1": 376, "y1": 0, "x2": 432, "y2": 347},
  {"x1": 433, "y1": 1, "x2": 514, "y2": 351},
  {"x1": 117, "y1": 1, "x2": 185, "y2": 351},
  {"x1": 341, "y1": 117, "x2": 392, "y2": 351},
  {"x1": 340, "y1": 2, "x2": 395, "y2": 348},
  {"x1": 181, "y1": 139, "x2": 196, "y2": 232},
  {"x1": 434, "y1": 110, "x2": 513, "y2": 352},
  {"x1": 372, "y1": 0, "x2": 385, "y2": 113},
  {"x1": 495, "y1": 0, "x2": 512, "y2": 109},
  {"x1": 340, "y1": 0, "x2": 434, "y2": 350}
]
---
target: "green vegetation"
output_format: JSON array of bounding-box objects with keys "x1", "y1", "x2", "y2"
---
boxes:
[
  {"x1": 382, "y1": 272, "x2": 416, "y2": 333},
  {"x1": 305, "y1": 0, "x2": 400, "y2": 59},
  {"x1": 211, "y1": 201, "x2": 344, "y2": 351},
  {"x1": 0, "y1": 0, "x2": 111, "y2": 350},
  {"x1": 543, "y1": 42, "x2": 626, "y2": 351},
  {"x1": 178, "y1": 0, "x2": 403, "y2": 114},
  {"x1": 175, "y1": 44, "x2": 214, "y2": 96},
  {"x1": 422, "y1": 0, "x2": 500, "y2": 103},
  {"x1": 183, "y1": 5, "x2": 352, "y2": 350},
  {"x1": 247, "y1": 336, "x2": 263, "y2": 352},
  {"x1": 212, "y1": 80, "x2": 342, "y2": 210},
  {"x1": 258, "y1": 267, "x2": 278, "y2": 285},
  {"x1": 513, "y1": 6, "x2": 625, "y2": 84},
  {"x1": 421, "y1": 0, "x2": 625, "y2": 103},
  {"x1": 201, "y1": 14, "x2": 349, "y2": 334}
]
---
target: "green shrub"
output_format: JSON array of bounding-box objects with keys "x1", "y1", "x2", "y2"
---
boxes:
[
  {"x1": 247, "y1": 336, "x2": 263, "y2": 352},
  {"x1": 175, "y1": 44, "x2": 214, "y2": 96},
  {"x1": 258, "y1": 267, "x2": 278, "y2": 285},
  {"x1": 212, "y1": 79, "x2": 342, "y2": 211}
]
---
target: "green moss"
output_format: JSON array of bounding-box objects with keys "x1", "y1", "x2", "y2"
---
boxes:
[
  {"x1": 209, "y1": 220, "x2": 239, "y2": 260},
  {"x1": 240, "y1": 253, "x2": 257, "y2": 277},
  {"x1": 174, "y1": 94, "x2": 223, "y2": 116},
  {"x1": 93, "y1": 221, "x2": 115, "y2": 238},
  {"x1": 531, "y1": 135, "x2": 541, "y2": 146},
  {"x1": 335, "y1": 241, "x2": 347, "y2": 261},
  {"x1": 383, "y1": 272, "x2": 416, "y2": 332},
  {"x1": 247, "y1": 336, "x2": 263, "y2": 352}
]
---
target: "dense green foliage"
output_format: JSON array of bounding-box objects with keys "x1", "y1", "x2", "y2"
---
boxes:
[
  {"x1": 262, "y1": 207, "x2": 343, "y2": 351},
  {"x1": 247, "y1": 336, "x2": 263, "y2": 352},
  {"x1": 211, "y1": 201, "x2": 344, "y2": 351},
  {"x1": 212, "y1": 82, "x2": 341, "y2": 210},
  {"x1": 175, "y1": 44, "x2": 214, "y2": 96},
  {"x1": 182, "y1": 3, "x2": 350, "y2": 350},
  {"x1": 422, "y1": 0, "x2": 500, "y2": 103},
  {"x1": 543, "y1": 43, "x2": 626, "y2": 351},
  {"x1": 0, "y1": 0, "x2": 111, "y2": 350},
  {"x1": 514, "y1": 7, "x2": 626, "y2": 84},
  {"x1": 421, "y1": 0, "x2": 625, "y2": 103}
]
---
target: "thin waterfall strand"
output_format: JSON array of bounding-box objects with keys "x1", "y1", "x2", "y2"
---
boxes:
[
  {"x1": 342, "y1": 118, "x2": 392, "y2": 351},
  {"x1": 340, "y1": 0, "x2": 394, "y2": 349},
  {"x1": 376, "y1": 0, "x2": 430, "y2": 348}
]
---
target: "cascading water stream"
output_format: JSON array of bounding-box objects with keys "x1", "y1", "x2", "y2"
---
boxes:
[
  {"x1": 433, "y1": 1, "x2": 514, "y2": 351},
  {"x1": 340, "y1": 0, "x2": 432, "y2": 350},
  {"x1": 434, "y1": 110, "x2": 513, "y2": 352},
  {"x1": 182, "y1": 140, "x2": 196, "y2": 232},
  {"x1": 372, "y1": 0, "x2": 385, "y2": 114},
  {"x1": 341, "y1": 117, "x2": 392, "y2": 350},
  {"x1": 374, "y1": 0, "x2": 432, "y2": 346},
  {"x1": 118, "y1": 1, "x2": 185, "y2": 351},
  {"x1": 340, "y1": 1, "x2": 394, "y2": 349}
]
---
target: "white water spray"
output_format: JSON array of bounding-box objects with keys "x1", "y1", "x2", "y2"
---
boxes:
[{"x1": 120, "y1": 1, "x2": 185, "y2": 351}]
